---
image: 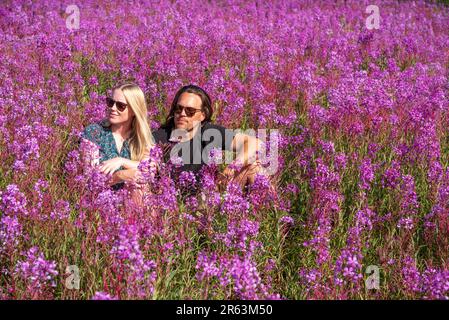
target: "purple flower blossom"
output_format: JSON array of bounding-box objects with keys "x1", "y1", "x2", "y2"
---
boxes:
[
  {"x1": 54, "y1": 115, "x2": 69, "y2": 127},
  {"x1": 382, "y1": 160, "x2": 401, "y2": 189},
  {"x1": 49, "y1": 199, "x2": 71, "y2": 220},
  {"x1": 299, "y1": 268, "x2": 328, "y2": 297},
  {"x1": 402, "y1": 257, "x2": 449, "y2": 299},
  {"x1": 184, "y1": 196, "x2": 199, "y2": 212},
  {"x1": 0, "y1": 215, "x2": 22, "y2": 255},
  {"x1": 215, "y1": 219, "x2": 260, "y2": 252},
  {"x1": 178, "y1": 171, "x2": 197, "y2": 189},
  {"x1": 279, "y1": 216, "x2": 294, "y2": 225},
  {"x1": 196, "y1": 251, "x2": 220, "y2": 282},
  {"x1": 14, "y1": 247, "x2": 58, "y2": 296},
  {"x1": 334, "y1": 153, "x2": 347, "y2": 171},
  {"x1": 401, "y1": 256, "x2": 422, "y2": 294},
  {"x1": 248, "y1": 174, "x2": 276, "y2": 210},
  {"x1": 91, "y1": 292, "x2": 118, "y2": 300},
  {"x1": 110, "y1": 223, "x2": 157, "y2": 298},
  {"x1": 334, "y1": 208, "x2": 374, "y2": 289},
  {"x1": 319, "y1": 140, "x2": 335, "y2": 154},
  {"x1": 0, "y1": 0, "x2": 448, "y2": 300},
  {"x1": 221, "y1": 183, "x2": 250, "y2": 216},
  {"x1": 421, "y1": 268, "x2": 449, "y2": 300},
  {"x1": 397, "y1": 174, "x2": 419, "y2": 230},
  {"x1": 0, "y1": 184, "x2": 28, "y2": 217},
  {"x1": 359, "y1": 158, "x2": 375, "y2": 191},
  {"x1": 397, "y1": 217, "x2": 414, "y2": 230},
  {"x1": 303, "y1": 216, "x2": 331, "y2": 265}
]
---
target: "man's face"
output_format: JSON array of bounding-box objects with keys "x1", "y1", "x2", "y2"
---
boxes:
[{"x1": 174, "y1": 92, "x2": 205, "y2": 131}]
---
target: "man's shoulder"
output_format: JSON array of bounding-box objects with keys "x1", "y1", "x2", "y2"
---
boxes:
[
  {"x1": 201, "y1": 122, "x2": 228, "y2": 133},
  {"x1": 200, "y1": 122, "x2": 236, "y2": 150},
  {"x1": 202, "y1": 122, "x2": 238, "y2": 138},
  {"x1": 152, "y1": 126, "x2": 171, "y2": 143}
]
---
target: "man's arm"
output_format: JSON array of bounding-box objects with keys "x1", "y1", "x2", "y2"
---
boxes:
[{"x1": 231, "y1": 133, "x2": 262, "y2": 167}]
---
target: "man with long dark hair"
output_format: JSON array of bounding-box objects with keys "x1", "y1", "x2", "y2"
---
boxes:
[{"x1": 152, "y1": 84, "x2": 266, "y2": 190}]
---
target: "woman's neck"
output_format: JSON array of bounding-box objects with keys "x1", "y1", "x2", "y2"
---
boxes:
[{"x1": 110, "y1": 122, "x2": 132, "y2": 140}]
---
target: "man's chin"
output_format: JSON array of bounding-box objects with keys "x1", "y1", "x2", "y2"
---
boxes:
[{"x1": 175, "y1": 123, "x2": 189, "y2": 130}]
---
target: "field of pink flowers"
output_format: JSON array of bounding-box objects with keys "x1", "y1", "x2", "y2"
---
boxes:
[{"x1": 1, "y1": 0, "x2": 449, "y2": 300}]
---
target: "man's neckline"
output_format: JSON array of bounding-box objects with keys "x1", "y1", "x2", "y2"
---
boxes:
[{"x1": 168, "y1": 122, "x2": 207, "y2": 143}]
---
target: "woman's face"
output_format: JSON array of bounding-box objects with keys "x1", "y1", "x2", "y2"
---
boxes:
[{"x1": 108, "y1": 89, "x2": 135, "y2": 125}]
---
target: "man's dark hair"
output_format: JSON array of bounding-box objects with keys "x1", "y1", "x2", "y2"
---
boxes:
[{"x1": 162, "y1": 85, "x2": 213, "y2": 129}]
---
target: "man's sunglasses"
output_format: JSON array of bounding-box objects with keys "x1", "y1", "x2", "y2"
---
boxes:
[
  {"x1": 106, "y1": 97, "x2": 128, "y2": 112},
  {"x1": 174, "y1": 105, "x2": 203, "y2": 117}
]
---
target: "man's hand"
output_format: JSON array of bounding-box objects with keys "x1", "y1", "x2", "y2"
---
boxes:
[
  {"x1": 222, "y1": 166, "x2": 236, "y2": 180},
  {"x1": 99, "y1": 157, "x2": 125, "y2": 175}
]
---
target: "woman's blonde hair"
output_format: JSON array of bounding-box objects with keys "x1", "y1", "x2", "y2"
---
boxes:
[{"x1": 105, "y1": 83, "x2": 154, "y2": 161}]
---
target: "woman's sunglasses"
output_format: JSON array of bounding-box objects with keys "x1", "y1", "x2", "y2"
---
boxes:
[
  {"x1": 106, "y1": 97, "x2": 128, "y2": 112},
  {"x1": 174, "y1": 104, "x2": 202, "y2": 117}
]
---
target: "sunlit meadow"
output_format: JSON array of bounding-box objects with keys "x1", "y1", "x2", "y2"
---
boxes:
[{"x1": 1, "y1": 0, "x2": 449, "y2": 300}]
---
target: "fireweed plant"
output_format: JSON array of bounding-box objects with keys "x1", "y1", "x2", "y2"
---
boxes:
[{"x1": 1, "y1": 0, "x2": 449, "y2": 299}]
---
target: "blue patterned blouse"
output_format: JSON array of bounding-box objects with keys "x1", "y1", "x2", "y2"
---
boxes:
[{"x1": 81, "y1": 119, "x2": 131, "y2": 190}]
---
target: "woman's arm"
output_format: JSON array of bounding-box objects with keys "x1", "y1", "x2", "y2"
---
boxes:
[
  {"x1": 122, "y1": 159, "x2": 140, "y2": 169},
  {"x1": 113, "y1": 146, "x2": 157, "y2": 186},
  {"x1": 79, "y1": 137, "x2": 147, "y2": 187},
  {"x1": 121, "y1": 146, "x2": 152, "y2": 169},
  {"x1": 108, "y1": 168, "x2": 140, "y2": 187},
  {"x1": 120, "y1": 158, "x2": 149, "y2": 170}
]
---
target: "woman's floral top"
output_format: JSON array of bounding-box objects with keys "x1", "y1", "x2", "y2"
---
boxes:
[{"x1": 81, "y1": 119, "x2": 131, "y2": 190}]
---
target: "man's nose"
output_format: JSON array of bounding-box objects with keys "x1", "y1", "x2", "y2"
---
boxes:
[{"x1": 179, "y1": 108, "x2": 187, "y2": 116}]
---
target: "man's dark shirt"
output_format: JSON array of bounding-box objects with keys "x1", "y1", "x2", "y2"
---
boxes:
[{"x1": 152, "y1": 121, "x2": 236, "y2": 176}]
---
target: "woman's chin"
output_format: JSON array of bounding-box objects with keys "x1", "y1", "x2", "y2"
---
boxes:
[{"x1": 108, "y1": 117, "x2": 120, "y2": 124}]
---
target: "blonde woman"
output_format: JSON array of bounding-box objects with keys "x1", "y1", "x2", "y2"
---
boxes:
[{"x1": 80, "y1": 83, "x2": 155, "y2": 207}]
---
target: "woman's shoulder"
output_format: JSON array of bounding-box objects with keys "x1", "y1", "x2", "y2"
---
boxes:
[
  {"x1": 84, "y1": 122, "x2": 101, "y2": 131},
  {"x1": 82, "y1": 120, "x2": 108, "y2": 143},
  {"x1": 85, "y1": 119, "x2": 110, "y2": 131}
]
